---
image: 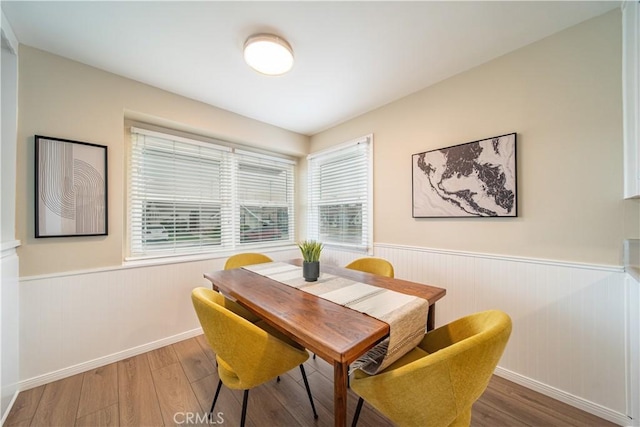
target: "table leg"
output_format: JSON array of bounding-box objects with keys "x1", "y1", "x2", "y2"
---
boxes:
[
  {"x1": 427, "y1": 304, "x2": 436, "y2": 331},
  {"x1": 333, "y1": 361, "x2": 348, "y2": 427}
]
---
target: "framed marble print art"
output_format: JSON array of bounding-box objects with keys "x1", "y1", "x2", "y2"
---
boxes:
[{"x1": 412, "y1": 133, "x2": 517, "y2": 218}]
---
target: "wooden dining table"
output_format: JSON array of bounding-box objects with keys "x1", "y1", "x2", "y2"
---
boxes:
[{"x1": 204, "y1": 259, "x2": 446, "y2": 427}]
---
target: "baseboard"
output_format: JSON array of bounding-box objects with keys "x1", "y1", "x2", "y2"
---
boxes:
[
  {"x1": 494, "y1": 366, "x2": 632, "y2": 426},
  {"x1": 17, "y1": 327, "x2": 204, "y2": 391},
  {"x1": 1, "y1": 389, "x2": 20, "y2": 426}
]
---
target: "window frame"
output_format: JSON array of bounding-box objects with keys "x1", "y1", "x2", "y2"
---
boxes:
[{"x1": 126, "y1": 126, "x2": 296, "y2": 261}]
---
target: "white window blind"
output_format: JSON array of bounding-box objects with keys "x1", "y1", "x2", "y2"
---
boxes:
[
  {"x1": 128, "y1": 127, "x2": 295, "y2": 259},
  {"x1": 307, "y1": 135, "x2": 372, "y2": 252},
  {"x1": 235, "y1": 150, "x2": 295, "y2": 246}
]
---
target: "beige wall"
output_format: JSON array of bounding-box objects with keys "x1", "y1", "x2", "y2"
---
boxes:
[
  {"x1": 311, "y1": 9, "x2": 639, "y2": 266},
  {"x1": 16, "y1": 46, "x2": 309, "y2": 277},
  {"x1": 16, "y1": 9, "x2": 640, "y2": 276}
]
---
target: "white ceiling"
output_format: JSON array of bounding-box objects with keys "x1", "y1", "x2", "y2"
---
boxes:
[{"x1": 2, "y1": 1, "x2": 620, "y2": 136}]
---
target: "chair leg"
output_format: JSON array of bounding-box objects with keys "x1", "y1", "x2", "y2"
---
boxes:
[
  {"x1": 209, "y1": 379, "x2": 223, "y2": 418},
  {"x1": 299, "y1": 364, "x2": 318, "y2": 419},
  {"x1": 240, "y1": 390, "x2": 249, "y2": 427},
  {"x1": 351, "y1": 397, "x2": 364, "y2": 427}
]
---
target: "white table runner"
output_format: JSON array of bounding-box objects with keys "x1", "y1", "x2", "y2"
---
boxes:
[{"x1": 243, "y1": 262, "x2": 429, "y2": 375}]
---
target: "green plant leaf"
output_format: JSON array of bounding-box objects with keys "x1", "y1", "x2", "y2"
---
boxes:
[{"x1": 297, "y1": 240, "x2": 324, "y2": 262}]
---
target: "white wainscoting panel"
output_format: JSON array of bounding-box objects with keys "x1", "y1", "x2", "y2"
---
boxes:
[
  {"x1": 322, "y1": 243, "x2": 630, "y2": 425},
  {"x1": 1, "y1": 243, "x2": 20, "y2": 423},
  {"x1": 627, "y1": 273, "x2": 640, "y2": 426},
  {"x1": 18, "y1": 248, "x2": 300, "y2": 390},
  {"x1": 17, "y1": 244, "x2": 632, "y2": 424}
]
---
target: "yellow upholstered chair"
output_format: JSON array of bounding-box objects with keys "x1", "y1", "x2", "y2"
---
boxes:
[
  {"x1": 350, "y1": 309, "x2": 512, "y2": 427},
  {"x1": 220, "y1": 253, "x2": 272, "y2": 323},
  {"x1": 345, "y1": 257, "x2": 395, "y2": 278},
  {"x1": 224, "y1": 253, "x2": 273, "y2": 270},
  {"x1": 192, "y1": 287, "x2": 318, "y2": 426}
]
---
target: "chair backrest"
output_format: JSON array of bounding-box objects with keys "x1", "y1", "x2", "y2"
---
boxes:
[
  {"x1": 422, "y1": 310, "x2": 512, "y2": 414},
  {"x1": 345, "y1": 257, "x2": 394, "y2": 278},
  {"x1": 224, "y1": 253, "x2": 272, "y2": 270},
  {"x1": 191, "y1": 287, "x2": 304, "y2": 389},
  {"x1": 352, "y1": 309, "x2": 511, "y2": 426}
]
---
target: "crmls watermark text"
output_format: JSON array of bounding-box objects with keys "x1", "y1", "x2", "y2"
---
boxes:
[{"x1": 173, "y1": 411, "x2": 224, "y2": 425}]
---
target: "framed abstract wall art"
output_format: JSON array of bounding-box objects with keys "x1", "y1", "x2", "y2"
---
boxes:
[
  {"x1": 412, "y1": 133, "x2": 517, "y2": 218},
  {"x1": 35, "y1": 135, "x2": 108, "y2": 237}
]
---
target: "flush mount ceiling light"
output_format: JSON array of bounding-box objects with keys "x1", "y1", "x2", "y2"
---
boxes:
[{"x1": 243, "y1": 34, "x2": 294, "y2": 76}]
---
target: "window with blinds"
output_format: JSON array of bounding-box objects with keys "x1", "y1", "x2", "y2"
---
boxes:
[
  {"x1": 128, "y1": 127, "x2": 295, "y2": 258},
  {"x1": 307, "y1": 135, "x2": 372, "y2": 252},
  {"x1": 235, "y1": 150, "x2": 295, "y2": 245}
]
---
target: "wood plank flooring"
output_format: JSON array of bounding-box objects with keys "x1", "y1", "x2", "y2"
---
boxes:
[{"x1": 5, "y1": 335, "x2": 617, "y2": 426}]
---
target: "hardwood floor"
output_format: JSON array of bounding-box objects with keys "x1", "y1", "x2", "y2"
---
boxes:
[{"x1": 5, "y1": 335, "x2": 617, "y2": 427}]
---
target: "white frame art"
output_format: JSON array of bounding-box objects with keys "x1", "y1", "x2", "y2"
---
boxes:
[{"x1": 412, "y1": 133, "x2": 517, "y2": 218}]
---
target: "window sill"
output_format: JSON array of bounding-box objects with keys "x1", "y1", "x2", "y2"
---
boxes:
[{"x1": 124, "y1": 243, "x2": 298, "y2": 268}]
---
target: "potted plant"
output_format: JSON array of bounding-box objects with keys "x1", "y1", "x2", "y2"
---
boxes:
[{"x1": 298, "y1": 240, "x2": 323, "y2": 281}]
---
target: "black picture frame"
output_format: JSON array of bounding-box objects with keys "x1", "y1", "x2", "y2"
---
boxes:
[
  {"x1": 412, "y1": 133, "x2": 517, "y2": 218},
  {"x1": 35, "y1": 135, "x2": 108, "y2": 237}
]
